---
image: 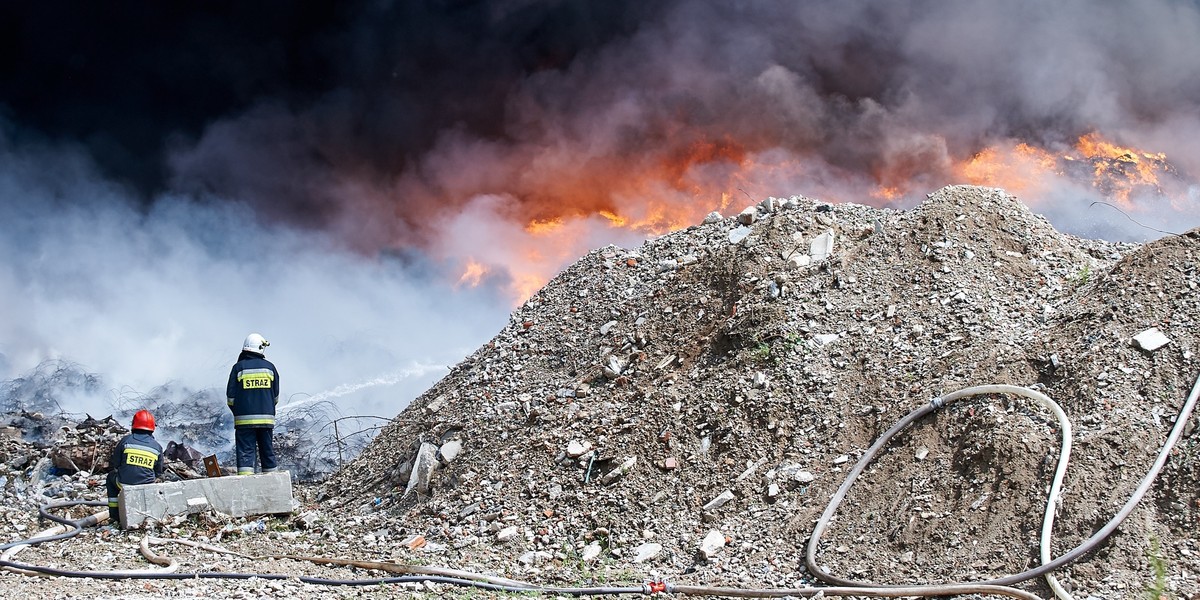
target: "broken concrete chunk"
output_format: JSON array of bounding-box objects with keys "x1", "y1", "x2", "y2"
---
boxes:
[
  {"x1": 633, "y1": 542, "x2": 662, "y2": 563},
  {"x1": 599, "y1": 456, "x2": 636, "y2": 484},
  {"x1": 437, "y1": 438, "x2": 462, "y2": 464},
  {"x1": 787, "y1": 253, "x2": 812, "y2": 269},
  {"x1": 655, "y1": 354, "x2": 678, "y2": 370},
  {"x1": 728, "y1": 226, "x2": 752, "y2": 244},
  {"x1": 703, "y1": 211, "x2": 723, "y2": 224},
  {"x1": 699, "y1": 529, "x2": 726, "y2": 559},
  {"x1": 702, "y1": 489, "x2": 735, "y2": 511},
  {"x1": 777, "y1": 464, "x2": 815, "y2": 483},
  {"x1": 1132, "y1": 328, "x2": 1170, "y2": 352},
  {"x1": 603, "y1": 356, "x2": 625, "y2": 378},
  {"x1": 566, "y1": 440, "x2": 592, "y2": 458},
  {"x1": 425, "y1": 395, "x2": 447, "y2": 414},
  {"x1": 736, "y1": 457, "x2": 767, "y2": 481},
  {"x1": 737, "y1": 206, "x2": 757, "y2": 225},
  {"x1": 519, "y1": 551, "x2": 553, "y2": 565},
  {"x1": 496, "y1": 525, "x2": 520, "y2": 543},
  {"x1": 812, "y1": 333, "x2": 839, "y2": 347},
  {"x1": 581, "y1": 541, "x2": 603, "y2": 562},
  {"x1": 404, "y1": 442, "x2": 440, "y2": 497},
  {"x1": 120, "y1": 472, "x2": 294, "y2": 528},
  {"x1": 752, "y1": 372, "x2": 768, "y2": 388},
  {"x1": 810, "y1": 230, "x2": 836, "y2": 262}
]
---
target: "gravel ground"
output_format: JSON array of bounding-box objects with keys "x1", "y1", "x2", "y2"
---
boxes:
[{"x1": 3, "y1": 185, "x2": 1198, "y2": 599}]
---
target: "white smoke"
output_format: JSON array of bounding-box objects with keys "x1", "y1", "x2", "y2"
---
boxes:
[{"x1": 0, "y1": 127, "x2": 510, "y2": 425}]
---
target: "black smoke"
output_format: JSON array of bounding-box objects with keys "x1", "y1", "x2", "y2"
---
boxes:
[{"x1": 4, "y1": 1, "x2": 1198, "y2": 245}]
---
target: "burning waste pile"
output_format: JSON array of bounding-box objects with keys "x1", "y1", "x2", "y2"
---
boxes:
[
  {"x1": 321, "y1": 185, "x2": 1200, "y2": 599},
  {"x1": 0, "y1": 368, "x2": 229, "y2": 534},
  {"x1": 0, "y1": 184, "x2": 1197, "y2": 600},
  {"x1": 0, "y1": 360, "x2": 345, "y2": 486}
]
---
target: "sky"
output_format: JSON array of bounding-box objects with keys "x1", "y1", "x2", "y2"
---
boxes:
[{"x1": 2, "y1": 1, "x2": 1199, "y2": 432}]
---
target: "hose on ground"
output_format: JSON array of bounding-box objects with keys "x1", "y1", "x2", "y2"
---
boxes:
[
  {"x1": 0, "y1": 500, "x2": 108, "y2": 552},
  {"x1": 152, "y1": 537, "x2": 1043, "y2": 598},
  {"x1": 807, "y1": 375, "x2": 1200, "y2": 600},
  {"x1": 0, "y1": 500, "x2": 1039, "y2": 597},
  {"x1": 668, "y1": 584, "x2": 1040, "y2": 599},
  {"x1": 3, "y1": 374, "x2": 1197, "y2": 600},
  {"x1": 2, "y1": 503, "x2": 179, "y2": 576}
]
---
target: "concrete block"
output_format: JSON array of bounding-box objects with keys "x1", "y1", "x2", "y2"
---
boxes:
[
  {"x1": 1133, "y1": 327, "x2": 1170, "y2": 351},
  {"x1": 120, "y1": 471, "x2": 294, "y2": 528}
]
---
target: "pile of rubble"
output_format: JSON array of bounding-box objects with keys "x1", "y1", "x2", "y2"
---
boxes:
[
  {"x1": 0, "y1": 184, "x2": 1196, "y2": 600},
  {"x1": 0, "y1": 412, "x2": 208, "y2": 516},
  {"x1": 0, "y1": 360, "x2": 342, "y2": 484},
  {"x1": 322, "y1": 185, "x2": 1199, "y2": 599}
]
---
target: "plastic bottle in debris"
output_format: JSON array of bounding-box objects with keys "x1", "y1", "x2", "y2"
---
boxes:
[{"x1": 241, "y1": 519, "x2": 266, "y2": 533}]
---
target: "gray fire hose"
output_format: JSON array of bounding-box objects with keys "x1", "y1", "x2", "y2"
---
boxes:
[{"x1": 808, "y1": 375, "x2": 1200, "y2": 600}]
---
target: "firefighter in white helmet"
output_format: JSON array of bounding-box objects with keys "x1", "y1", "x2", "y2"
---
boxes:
[{"x1": 226, "y1": 333, "x2": 280, "y2": 475}]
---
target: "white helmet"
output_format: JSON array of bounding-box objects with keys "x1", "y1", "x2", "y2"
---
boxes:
[{"x1": 242, "y1": 333, "x2": 270, "y2": 356}]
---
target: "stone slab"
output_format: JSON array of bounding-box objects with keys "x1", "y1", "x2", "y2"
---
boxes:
[
  {"x1": 119, "y1": 471, "x2": 294, "y2": 528},
  {"x1": 1132, "y1": 327, "x2": 1170, "y2": 352}
]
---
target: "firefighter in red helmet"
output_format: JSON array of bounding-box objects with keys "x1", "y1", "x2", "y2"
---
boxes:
[{"x1": 105, "y1": 409, "x2": 164, "y2": 526}]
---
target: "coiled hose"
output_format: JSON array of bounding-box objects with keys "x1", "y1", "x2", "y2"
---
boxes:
[
  {"x1": 2, "y1": 375, "x2": 1197, "y2": 600},
  {"x1": 807, "y1": 376, "x2": 1200, "y2": 600}
]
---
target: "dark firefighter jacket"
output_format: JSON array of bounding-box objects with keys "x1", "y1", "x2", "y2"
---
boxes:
[
  {"x1": 110, "y1": 431, "x2": 164, "y2": 485},
  {"x1": 226, "y1": 351, "x2": 280, "y2": 428}
]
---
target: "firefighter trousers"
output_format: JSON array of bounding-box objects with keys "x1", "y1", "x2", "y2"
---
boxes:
[{"x1": 234, "y1": 427, "x2": 277, "y2": 475}]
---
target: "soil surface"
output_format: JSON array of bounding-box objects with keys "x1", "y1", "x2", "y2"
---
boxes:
[{"x1": 2, "y1": 185, "x2": 1198, "y2": 599}]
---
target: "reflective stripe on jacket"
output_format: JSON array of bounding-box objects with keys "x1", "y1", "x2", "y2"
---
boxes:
[
  {"x1": 226, "y1": 353, "x2": 280, "y2": 428},
  {"x1": 110, "y1": 432, "x2": 163, "y2": 486}
]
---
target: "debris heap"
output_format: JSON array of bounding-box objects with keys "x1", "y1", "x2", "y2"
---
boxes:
[{"x1": 324, "y1": 185, "x2": 1199, "y2": 598}]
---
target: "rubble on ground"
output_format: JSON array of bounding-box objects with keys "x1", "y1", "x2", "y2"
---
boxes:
[
  {"x1": 1, "y1": 185, "x2": 1197, "y2": 600},
  {"x1": 322, "y1": 185, "x2": 1199, "y2": 599},
  {"x1": 0, "y1": 362, "x2": 343, "y2": 482}
]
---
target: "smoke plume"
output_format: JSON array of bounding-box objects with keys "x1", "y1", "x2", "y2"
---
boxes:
[{"x1": 0, "y1": 125, "x2": 507, "y2": 432}]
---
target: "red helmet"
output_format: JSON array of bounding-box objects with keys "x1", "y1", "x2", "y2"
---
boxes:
[{"x1": 132, "y1": 409, "x2": 156, "y2": 432}]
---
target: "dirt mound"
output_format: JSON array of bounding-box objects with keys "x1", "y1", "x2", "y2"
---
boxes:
[{"x1": 322, "y1": 185, "x2": 1199, "y2": 598}]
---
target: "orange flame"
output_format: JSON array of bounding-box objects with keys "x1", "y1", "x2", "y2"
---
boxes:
[
  {"x1": 525, "y1": 217, "x2": 565, "y2": 235},
  {"x1": 442, "y1": 129, "x2": 1183, "y2": 306},
  {"x1": 1073, "y1": 133, "x2": 1169, "y2": 205},
  {"x1": 957, "y1": 143, "x2": 1059, "y2": 196},
  {"x1": 483, "y1": 135, "x2": 765, "y2": 302},
  {"x1": 956, "y1": 133, "x2": 1175, "y2": 208},
  {"x1": 457, "y1": 259, "x2": 487, "y2": 288},
  {"x1": 870, "y1": 186, "x2": 903, "y2": 201}
]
